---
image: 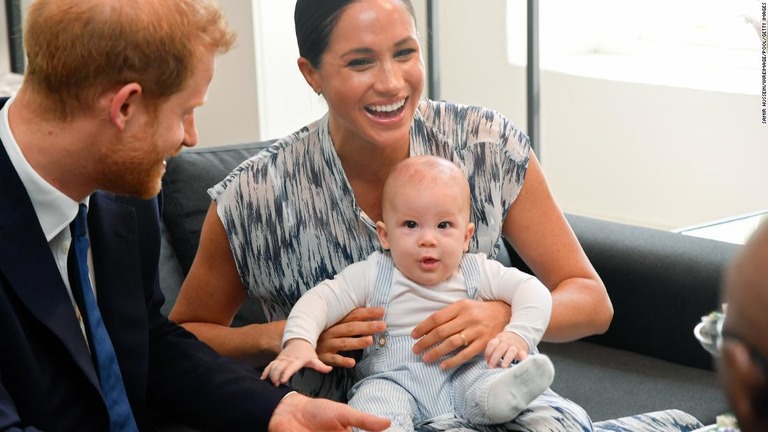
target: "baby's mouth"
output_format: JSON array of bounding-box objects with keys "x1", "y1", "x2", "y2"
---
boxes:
[{"x1": 420, "y1": 256, "x2": 439, "y2": 266}]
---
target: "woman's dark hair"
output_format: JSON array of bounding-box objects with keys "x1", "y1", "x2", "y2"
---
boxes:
[{"x1": 294, "y1": 0, "x2": 415, "y2": 67}]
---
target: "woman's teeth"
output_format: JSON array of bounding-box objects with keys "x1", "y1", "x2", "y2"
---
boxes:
[{"x1": 368, "y1": 99, "x2": 406, "y2": 113}]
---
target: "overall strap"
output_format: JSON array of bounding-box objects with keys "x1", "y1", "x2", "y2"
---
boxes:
[
  {"x1": 367, "y1": 252, "x2": 395, "y2": 352},
  {"x1": 459, "y1": 254, "x2": 481, "y2": 300}
]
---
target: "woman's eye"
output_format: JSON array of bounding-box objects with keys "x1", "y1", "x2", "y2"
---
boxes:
[
  {"x1": 347, "y1": 58, "x2": 373, "y2": 68},
  {"x1": 405, "y1": 221, "x2": 418, "y2": 229},
  {"x1": 395, "y1": 48, "x2": 417, "y2": 58}
]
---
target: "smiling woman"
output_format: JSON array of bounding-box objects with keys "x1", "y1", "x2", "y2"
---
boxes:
[{"x1": 171, "y1": 1, "x2": 613, "y2": 431}]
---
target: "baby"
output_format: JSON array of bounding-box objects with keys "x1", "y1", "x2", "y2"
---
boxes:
[{"x1": 263, "y1": 155, "x2": 555, "y2": 430}]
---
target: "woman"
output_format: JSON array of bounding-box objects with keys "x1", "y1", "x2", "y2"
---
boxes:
[{"x1": 170, "y1": 0, "x2": 612, "y2": 429}]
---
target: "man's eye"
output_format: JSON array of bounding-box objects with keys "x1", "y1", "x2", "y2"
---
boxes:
[
  {"x1": 405, "y1": 221, "x2": 418, "y2": 229},
  {"x1": 437, "y1": 221, "x2": 451, "y2": 229}
]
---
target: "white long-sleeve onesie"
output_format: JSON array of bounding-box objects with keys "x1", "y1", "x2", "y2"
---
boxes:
[{"x1": 283, "y1": 251, "x2": 551, "y2": 352}]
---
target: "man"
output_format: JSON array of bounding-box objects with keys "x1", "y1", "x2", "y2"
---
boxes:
[
  {"x1": 719, "y1": 220, "x2": 768, "y2": 432},
  {"x1": 0, "y1": 0, "x2": 390, "y2": 430}
]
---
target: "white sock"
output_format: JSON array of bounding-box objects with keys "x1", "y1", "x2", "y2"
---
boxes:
[{"x1": 481, "y1": 354, "x2": 555, "y2": 423}]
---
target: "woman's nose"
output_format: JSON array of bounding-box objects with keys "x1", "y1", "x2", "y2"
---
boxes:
[{"x1": 374, "y1": 61, "x2": 403, "y2": 94}]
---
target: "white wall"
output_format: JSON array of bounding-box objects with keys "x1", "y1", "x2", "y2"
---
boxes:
[
  {"x1": 193, "y1": 0, "x2": 262, "y2": 147},
  {"x1": 435, "y1": 0, "x2": 768, "y2": 229}
]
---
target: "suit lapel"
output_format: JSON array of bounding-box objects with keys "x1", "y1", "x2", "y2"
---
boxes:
[
  {"x1": 0, "y1": 141, "x2": 100, "y2": 390},
  {"x1": 88, "y1": 192, "x2": 149, "y2": 396}
]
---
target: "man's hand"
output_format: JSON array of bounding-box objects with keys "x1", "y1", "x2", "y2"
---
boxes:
[
  {"x1": 316, "y1": 307, "x2": 386, "y2": 368},
  {"x1": 269, "y1": 392, "x2": 391, "y2": 431},
  {"x1": 411, "y1": 300, "x2": 509, "y2": 369}
]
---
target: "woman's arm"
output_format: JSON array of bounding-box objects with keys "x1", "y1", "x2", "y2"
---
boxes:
[
  {"x1": 170, "y1": 202, "x2": 386, "y2": 367},
  {"x1": 503, "y1": 152, "x2": 613, "y2": 342},
  {"x1": 169, "y1": 202, "x2": 285, "y2": 366},
  {"x1": 412, "y1": 153, "x2": 612, "y2": 368}
]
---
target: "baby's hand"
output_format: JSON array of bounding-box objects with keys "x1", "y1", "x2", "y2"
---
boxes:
[
  {"x1": 261, "y1": 338, "x2": 332, "y2": 386},
  {"x1": 484, "y1": 331, "x2": 529, "y2": 368}
]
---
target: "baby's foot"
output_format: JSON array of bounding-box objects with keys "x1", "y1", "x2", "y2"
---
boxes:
[{"x1": 482, "y1": 354, "x2": 555, "y2": 423}]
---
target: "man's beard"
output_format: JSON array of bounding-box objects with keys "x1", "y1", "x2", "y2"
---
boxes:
[{"x1": 96, "y1": 127, "x2": 167, "y2": 199}]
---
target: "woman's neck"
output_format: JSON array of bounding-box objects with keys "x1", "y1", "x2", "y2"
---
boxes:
[{"x1": 329, "y1": 128, "x2": 409, "y2": 222}]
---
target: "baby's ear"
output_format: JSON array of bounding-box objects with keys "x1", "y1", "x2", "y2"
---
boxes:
[
  {"x1": 376, "y1": 221, "x2": 390, "y2": 250},
  {"x1": 464, "y1": 223, "x2": 476, "y2": 251}
]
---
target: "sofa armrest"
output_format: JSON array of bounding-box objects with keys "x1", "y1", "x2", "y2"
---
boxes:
[{"x1": 506, "y1": 214, "x2": 739, "y2": 370}]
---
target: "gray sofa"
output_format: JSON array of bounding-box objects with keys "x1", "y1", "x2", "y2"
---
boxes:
[{"x1": 158, "y1": 141, "x2": 738, "y2": 429}]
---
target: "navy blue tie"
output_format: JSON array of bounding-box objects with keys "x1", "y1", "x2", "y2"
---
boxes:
[{"x1": 70, "y1": 204, "x2": 138, "y2": 432}]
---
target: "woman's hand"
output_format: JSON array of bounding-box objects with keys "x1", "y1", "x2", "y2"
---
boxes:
[
  {"x1": 411, "y1": 299, "x2": 510, "y2": 369},
  {"x1": 316, "y1": 307, "x2": 387, "y2": 368}
]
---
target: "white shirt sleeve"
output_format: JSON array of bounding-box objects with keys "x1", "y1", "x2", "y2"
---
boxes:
[
  {"x1": 281, "y1": 254, "x2": 377, "y2": 348},
  {"x1": 476, "y1": 256, "x2": 552, "y2": 351}
]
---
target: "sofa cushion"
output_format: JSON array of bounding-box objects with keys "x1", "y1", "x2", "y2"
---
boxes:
[
  {"x1": 507, "y1": 215, "x2": 738, "y2": 371},
  {"x1": 540, "y1": 341, "x2": 725, "y2": 424}
]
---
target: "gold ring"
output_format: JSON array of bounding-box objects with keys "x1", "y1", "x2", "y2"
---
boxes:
[{"x1": 460, "y1": 333, "x2": 468, "y2": 347}]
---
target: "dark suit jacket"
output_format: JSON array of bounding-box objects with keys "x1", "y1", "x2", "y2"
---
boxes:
[{"x1": 0, "y1": 130, "x2": 289, "y2": 430}]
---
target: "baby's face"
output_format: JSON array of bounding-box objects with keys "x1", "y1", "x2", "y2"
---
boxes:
[{"x1": 377, "y1": 185, "x2": 474, "y2": 286}]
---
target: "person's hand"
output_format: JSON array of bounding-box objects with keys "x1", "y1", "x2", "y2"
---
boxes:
[
  {"x1": 411, "y1": 299, "x2": 509, "y2": 369},
  {"x1": 485, "y1": 331, "x2": 529, "y2": 368},
  {"x1": 316, "y1": 307, "x2": 387, "y2": 368},
  {"x1": 261, "y1": 339, "x2": 331, "y2": 386},
  {"x1": 269, "y1": 392, "x2": 391, "y2": 431}
]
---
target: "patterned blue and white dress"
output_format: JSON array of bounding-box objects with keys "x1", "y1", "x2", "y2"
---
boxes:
[{"x1": 210, "y1": 99, "x2": 593, "y2": 430}]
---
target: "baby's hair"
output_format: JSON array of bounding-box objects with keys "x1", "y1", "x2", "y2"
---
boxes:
[{"x1": 382, "y1": 155, "x2": 471, "y2": 215}]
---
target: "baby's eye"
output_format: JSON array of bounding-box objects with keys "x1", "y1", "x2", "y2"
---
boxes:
[
  {"x1": 437, "y1": 221, "x2": 451, "y2": 229},
  {"x1": 405, "y1": 220, "x2": 418, "y2": 229}
]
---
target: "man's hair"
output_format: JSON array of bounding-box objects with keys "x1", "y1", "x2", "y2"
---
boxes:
[{"x1": 23, "y1": 0, "x2": 236, "y2": 119}]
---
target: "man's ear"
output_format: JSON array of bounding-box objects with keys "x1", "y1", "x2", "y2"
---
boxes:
[
  {"x1": 107, "y1": 83, "x2": 143, "y2": 131},
  {"x1": 376, "y1": 221, "x2": 390, "y2": 250},
  {"x1": 719, "y1": 340, "x2": 768, "y2": 429},
  {"x1": 297, "y1": 57, "x2": 322, "y2": 95}
]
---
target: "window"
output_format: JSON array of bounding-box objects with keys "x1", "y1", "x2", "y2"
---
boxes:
[{"x1": 506, "y1": 0, "x2": 764, "y2": 94}]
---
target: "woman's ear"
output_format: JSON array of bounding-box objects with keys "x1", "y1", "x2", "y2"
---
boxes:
[
  {"x1": 107, "y1": 83, "x2": 143, "y2": 131},
  {"x1": 297, "y1": 57, "x2": 322, "y2": 95},
  {"x1": 376, "y1": 221, "x2": 390, "y2": 250}
]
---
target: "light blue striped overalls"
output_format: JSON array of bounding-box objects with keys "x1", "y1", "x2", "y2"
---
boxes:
[{"x1": 346, "y1": 253, "x2": 592, "y2": 432}]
